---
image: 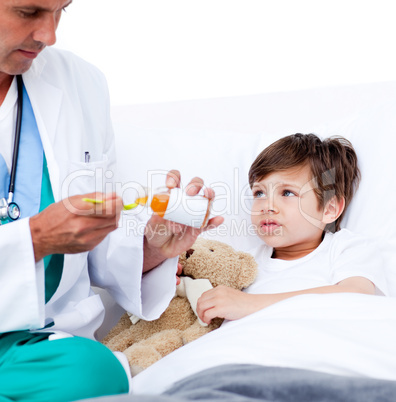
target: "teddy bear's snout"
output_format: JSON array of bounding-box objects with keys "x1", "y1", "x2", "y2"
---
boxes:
[{"x1": 186, "y1": 248, "x2": 195, "y2": 259}]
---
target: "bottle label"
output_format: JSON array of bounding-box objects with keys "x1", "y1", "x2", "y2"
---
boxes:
[{"x1": 163, "y1": 188, "x2": 210, "y2": 228}]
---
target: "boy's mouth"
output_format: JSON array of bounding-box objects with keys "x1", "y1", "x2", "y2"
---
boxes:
[
  {"x1": 259, "y1": 219, "x2": 282, "y2": 234},
  {"x1": 260, "y1": 219, "x2": 280, "y2": 226}
]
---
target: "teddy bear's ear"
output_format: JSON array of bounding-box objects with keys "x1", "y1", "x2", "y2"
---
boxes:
[{"x1": 236, "y1": 252, "x2": 258, "y2": 288}]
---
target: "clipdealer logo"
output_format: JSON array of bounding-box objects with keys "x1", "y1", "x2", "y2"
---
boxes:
[{"x1": 60, "y1": 167, "x2": 335, "y2": 237}]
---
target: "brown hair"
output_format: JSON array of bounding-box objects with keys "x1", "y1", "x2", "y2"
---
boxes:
[{"x1": 248, "y1": 133, "x2": 361, "y2": 232}]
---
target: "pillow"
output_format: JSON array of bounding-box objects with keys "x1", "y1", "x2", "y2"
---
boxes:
[
  {"x1": 112, "y1": 87, "x2": 396, "y2": 296},
  {"x1": 337, "y1": 101, "x2": 396, "y2": 297}
]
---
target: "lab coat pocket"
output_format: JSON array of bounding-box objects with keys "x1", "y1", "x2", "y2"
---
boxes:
[{"x1": 60, "y1": 154, "x2": 111, "y2": 198}]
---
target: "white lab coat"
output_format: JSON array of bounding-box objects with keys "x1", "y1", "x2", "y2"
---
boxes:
[{"x1": 0, "y1": 47, "x2": 177, "y2": 338}]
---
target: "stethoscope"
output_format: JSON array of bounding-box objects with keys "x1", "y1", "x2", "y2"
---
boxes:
[{"x1": 0, "y1": 75, "x2": 23, "y2": 223}]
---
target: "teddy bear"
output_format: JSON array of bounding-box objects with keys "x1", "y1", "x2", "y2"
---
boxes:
[{"x1": 101, "y1": 237, "x2": 258, "y2": 376}]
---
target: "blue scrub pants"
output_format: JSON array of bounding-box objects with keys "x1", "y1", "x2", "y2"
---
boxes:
[{"x1": 0, "y1": 331, "x2": 129, "y2": 402}]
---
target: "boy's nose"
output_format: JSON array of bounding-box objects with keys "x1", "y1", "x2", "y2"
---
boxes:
[
  {"x1": 261, "y1": 198, "x2": 278, "y2": 214},
  {"x1": 262, "y1": 207, "x2": 277, "y2": 214}
]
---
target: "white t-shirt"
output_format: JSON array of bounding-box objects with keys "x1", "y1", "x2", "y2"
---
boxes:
[{"x1": 246, "y1": 229, "x2": 389, "y2": 296}]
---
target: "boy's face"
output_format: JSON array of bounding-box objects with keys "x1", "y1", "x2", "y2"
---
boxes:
[{"x1": 250, "y1": 164, "x2": 327, "y2": 259}]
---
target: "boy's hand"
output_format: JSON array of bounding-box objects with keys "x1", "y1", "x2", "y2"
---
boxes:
[{"x1": 196, "y1": 285, "x2": 259, "y2": 324}]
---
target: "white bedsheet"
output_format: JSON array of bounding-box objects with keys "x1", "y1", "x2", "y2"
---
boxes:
[{"x1": 131, "y1": 293, "x2": 396, "y2": 395}]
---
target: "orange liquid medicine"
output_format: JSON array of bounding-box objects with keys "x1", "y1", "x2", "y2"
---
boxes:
[{"x1": 136, "y1": 188, "x2": 212, "y2": 228}]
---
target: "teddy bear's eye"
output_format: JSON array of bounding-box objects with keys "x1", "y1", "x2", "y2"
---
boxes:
[
  {"x1": 209, "y1": 249, "x2": 214, "y2": 252},
  {"x1": 186, "y1": 249, "x2": 194, "y2": 259}
]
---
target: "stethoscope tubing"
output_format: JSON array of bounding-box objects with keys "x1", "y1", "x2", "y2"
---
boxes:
[
  {"x1": 8, "y1": 75, "x2": 23, "y2": 202},
  {"x1": 0, "y1": 75, "x2": 23, "y2": 222}
]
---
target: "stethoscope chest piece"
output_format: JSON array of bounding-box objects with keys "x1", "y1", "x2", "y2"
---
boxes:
[{"x1": 0, "y1": 198, "x2": 21, "y2": 223}]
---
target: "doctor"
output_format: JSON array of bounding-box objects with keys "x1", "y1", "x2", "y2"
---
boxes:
[{"x1": 0, "y1": 1, "x2": 223, "y2": 401}]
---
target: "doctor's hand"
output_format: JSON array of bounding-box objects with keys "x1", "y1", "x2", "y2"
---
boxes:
[
  {"x1": 29, "y1": 192, "x2": 123, "y2": 262},
  {"x1": 143, "y1": 170, "x2": 224, "y2": 272}
]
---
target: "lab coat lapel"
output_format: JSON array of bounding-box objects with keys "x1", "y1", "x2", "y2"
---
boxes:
[{"x1": 22, "y1": 56, "x2": 63, "y2": 201}]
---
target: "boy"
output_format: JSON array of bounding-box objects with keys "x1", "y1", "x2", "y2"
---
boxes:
[{"x1": 197, "y1": 133, "x2": 388, "y2": 324}]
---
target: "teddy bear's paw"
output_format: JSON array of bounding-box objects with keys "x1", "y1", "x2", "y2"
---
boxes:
[
  {"x1": 124, "y1": 346, "x2": 162, "y2": 376},
  {"x1": 124, "y1": 329, "x2": 184, "y2": 375}
]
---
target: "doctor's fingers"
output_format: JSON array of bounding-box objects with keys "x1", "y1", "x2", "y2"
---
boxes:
[
  {"x1": 43, "y1": 224, "x2": 117, "y2": 255},
  {"x1": 185, "y1": 177, "x2": 205, "y2": 196},
  {"x1": 202, "y1": 215, "x2": 224, "y2": 233},
  {"x1": 166, "y1": 170, "x2": 181, "y2": 189},
  {"x1": 186, "y1": 177, "x2": 219, "y2": 200},
  {"x1": 186, "y1": 177, "x2": 217, "y2": 203},
  {"x1": 56, "y1": 199, "x2": 120, "y2": 245},
  {"x1": 65, "y1": 225, "x2": 118, "y2": 253},
  {"x1": 29, "y1": 205, "x2": 119, "y2": 261},
  {"x1": 165, "y1": 171, "x2": 216, "y2": 201},
  {"x1": 64, "y1": 193, "x2": 123, "y2": 218}
]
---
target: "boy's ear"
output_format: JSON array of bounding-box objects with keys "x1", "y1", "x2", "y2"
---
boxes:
[{"x1": 322, "y1": 196, "x2": 345, "y2": 224}]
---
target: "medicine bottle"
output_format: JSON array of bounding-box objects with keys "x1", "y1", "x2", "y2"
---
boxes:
[{"x1": 135, "y1": 187, "x2": 212, "y2": 228}]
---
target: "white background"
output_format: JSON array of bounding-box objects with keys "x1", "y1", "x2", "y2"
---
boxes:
[{"x1": 56, "y1": 0, "x2": 396, "y2": 106}]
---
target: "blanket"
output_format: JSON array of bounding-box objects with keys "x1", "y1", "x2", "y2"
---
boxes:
[
  {"x1": 131, "y1": 293, "x2": 396, "y2": 395},
  {"x1": 81, "y1": 364, "x2": 396, "y2": 401}
]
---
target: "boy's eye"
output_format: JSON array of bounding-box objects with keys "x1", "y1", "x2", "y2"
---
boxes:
[
  {"x1": 253, "y1": 190, "x2": 265, "y2": 198},
  {"x1": 283, "y1": 190, "x2": 296, "y2": 197}
]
